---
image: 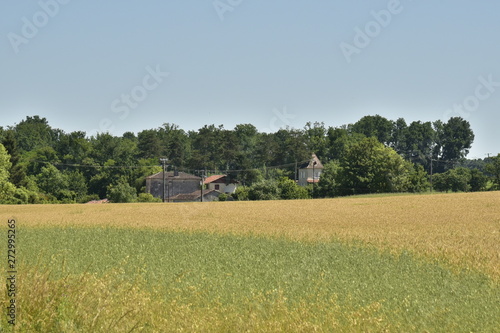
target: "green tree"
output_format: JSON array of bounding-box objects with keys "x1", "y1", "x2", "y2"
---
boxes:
[
  {"x1": 189, "y1": 124, "x2": 224, "y2": 171},
  {"x1": 405, "y1": 121, "x2": 435, "y2": 169},
  {"x1": 232, "y1": 186, "x2": 249, "y2": 201},
  {"x1": 439, "y1": 117, "x2": 474, "y2": 162},
  {"x1": 137, "y1": 129, "x2": 163, "y2": 159},
  {"x1": 277, "y1": 177, "x2": 310, "y2": 199},
  {"x1": 54, "y1": 131, "x2": 92, "y2": 165},
  {"x1": 90, "y1": 133, "x2": 120, "y2": 165},
  {"x1": 158, "y1": 123, "x2": 190, "y2": 168},
  {"x1": 1, "y1": 131, "x2": 27, "y2": 187},
  {"x1": 107, "y1": 178, "x2": 137, "y2": 203},
  {"x1": 14, "y1": 116, "x2": 57, "y2": 152},
  {"x1": 25, "y1": 146, "x2": 60, "y2": 175},
  {"x1": 326, "y1": 126, "x2": 365, "y2": 161},
  {"x1": 351, "y1": 115, "x2": 393, "y2": 145},
  {"x1": 408, "y1": 165, "x2": 430, "y2": 193},
  {"x1": 390, "y1": 118, "x2": 409, "y2": 155},
  {"x1": 304, "y1": 122, "x2": 328, "y2": 160},
  {"x1": 339, "y1": 137, "x2": 413, "y2": 195},
  {"x1": 36, "y1": 164, "x2": 73, "y2": 202},
  {"x1": 469, "y1": 169, "x2": 488, "y2": 192},
  {"x1": 432, "y1": 167, "x2": 472, "y2": 193},
  {"x1": 137, "y1": 193, "x2": 161, "y2": 203},
  {"x1": 485, "y1": 154, "x2": 500, "y2": 189},
  {"x1": 0, "y1": 143, "x2": 12, "y2": 183},
  {"x1": 88, "y1": 159, "x2": 120, "y2": 198},
  {"x1": 316, "y1": 161, "x2": 341, "y2": 197},
  {"x1": 66, "y1": 170, "x2": 88, "y2": 202},
  {"x1": 247, "y1": 181, "x2": 280, "y2": 200},
  {"x1": 447, "y1": 167, "x2": 471, "y2": 192},
  {"x1": 432, "y1": 172, "x2": 450, "y2": 192}
]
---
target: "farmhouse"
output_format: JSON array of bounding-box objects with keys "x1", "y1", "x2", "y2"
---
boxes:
[
  {"x1": 146, "y1": 171, "x2": 201, "y2": 202},
  {"x1": 203, "y1": 175, "x2": 238, "y2": 194},
  {"x1": 298, "y1": 153, "x2": 324, "y2": 186}
]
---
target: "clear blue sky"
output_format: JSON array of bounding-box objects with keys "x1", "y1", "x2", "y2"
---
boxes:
[{"x1": 1, "y1": 0, "x2": 499, "y2": 158}]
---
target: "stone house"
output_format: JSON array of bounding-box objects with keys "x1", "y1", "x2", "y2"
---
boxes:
[
  {"x1": 146, "y1": 171, "x2": 201, "y2": 202},
  {"x1": 298, "y1": 153, "x2": 324, "y2": 186}
]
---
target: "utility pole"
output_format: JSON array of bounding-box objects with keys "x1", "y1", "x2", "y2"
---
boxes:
[
  {"x1": 295, "y1": 160, "x2": 298, "y2": 182},
  {"x1": 167, "y1": 181, "x2": 172, "y2": 203},
  {"x1": 430, "y1": 158, "x2": 433, "y2": 193},
  {"x1": 200, "y1": 169, "x2": 206, "y2": 202},
  {"x1": 160, "y1": 158, "x2": 168, "y2": 202},
  {"x1": 312, "y1": 160, "x2": 317, "y2": 198}
]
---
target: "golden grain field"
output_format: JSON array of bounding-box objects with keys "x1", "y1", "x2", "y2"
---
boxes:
[{"x1": 2, "y1": 192, "x2": 499, "y2": 280}]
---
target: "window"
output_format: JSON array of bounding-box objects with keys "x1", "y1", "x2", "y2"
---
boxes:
[{"x1": 215, "y1": 184, "x2": 220, "y2": 190}]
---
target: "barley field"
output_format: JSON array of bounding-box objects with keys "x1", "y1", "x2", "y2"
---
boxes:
[{"x1": 1, "y1": 192, "x2": 499, "y2": 332}]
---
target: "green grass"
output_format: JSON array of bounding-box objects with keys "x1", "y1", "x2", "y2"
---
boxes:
[{"x1": 2, "y1": 227, "x2": 498, "y2": 332}]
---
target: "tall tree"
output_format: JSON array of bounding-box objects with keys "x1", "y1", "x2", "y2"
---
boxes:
[
  {"x1": 304, "y1": 122, "x2": 328, "y2": 161},
  {"x1": 316, "y1": 160, "x2": 342, "y2": 197},
  {"x1": 137, "y1": 129, "x2": 163, "y2": 159},
  {"x1": 326, "y1": 126, "x2": 365, "y2": 161},
  {"x1": 0, "y1": 143, "x2": 18, "y2": 204},
  {"x1": 160, "y1": 123, "x2": 190, "y2": 168},
  {"x1": 339, "y1": 137, "x2": 413, "y2": 195},
  {"x1": 1, "y1": 130, "x2": 27, "y2": 187},
  {"x1": 390, "y1": 118, "x2": 409, "y2": 155},
  {"x1": 485, "y1": 154, "x2": 500, "y2": 189},
  {"x1": 14, "y1": 116, "x2": 57, "y2": 151},
  {"x1": 54, "y1": 131, "x2": 92, "y2": 166},
  {"x1": 351, "y1": 115, "x2": 393, "y2": 145},
  {"x1": 90, "y1": 133, "x2": 120, "y2": 165},
  {"x1": 405, "y1": 121, "x2": 435, "y2": 169},
  {"x1": 439, "y1": 117, "x2": 474, "y2": 162},
  {"x1": 0, "y1": 143, "x2": 12, "y2": 183}
]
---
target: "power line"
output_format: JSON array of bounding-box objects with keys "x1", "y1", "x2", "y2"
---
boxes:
[{"x1": 33, "y1": 159, "x2": 312, "y2": 174}]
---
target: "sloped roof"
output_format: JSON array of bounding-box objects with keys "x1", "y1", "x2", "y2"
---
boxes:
[
  {"x1": 204, "y1": 175, "x2": 226, "y2": 184},
  {"x1": 170, "y1": 189, "x2": 220, "y2": 201},
  {"x1": 146, "y1": 171, "x2": 201, "y2": 180},
  {"x1": 204, "y1": 175, "x2": 239, "y2": 184},
  {"x1": 298, "y1": 153, "x2": 324, "y2": 169}
]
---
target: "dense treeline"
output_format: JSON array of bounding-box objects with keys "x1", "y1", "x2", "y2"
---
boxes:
[{"x1": 0, "y1": 115, "x2": 498, "y2": 203}]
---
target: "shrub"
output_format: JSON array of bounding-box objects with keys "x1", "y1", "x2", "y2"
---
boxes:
[
  {"x1": 107, "y1": 179, "x2": 137, "y2": 203},
  {"x1": 232, "y1": 186, "x2": 249, "y2": 201},
  {"x1": 277, "y1": 177, "x2": 310, "y2": 199},
  {"x1": 137, "y1": 193, "x2": 162, "y2": 203}
]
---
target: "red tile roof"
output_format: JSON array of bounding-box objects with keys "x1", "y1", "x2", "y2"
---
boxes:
[{"x1": 204, "y1": 175, "x2": 226, "y2": 184}]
